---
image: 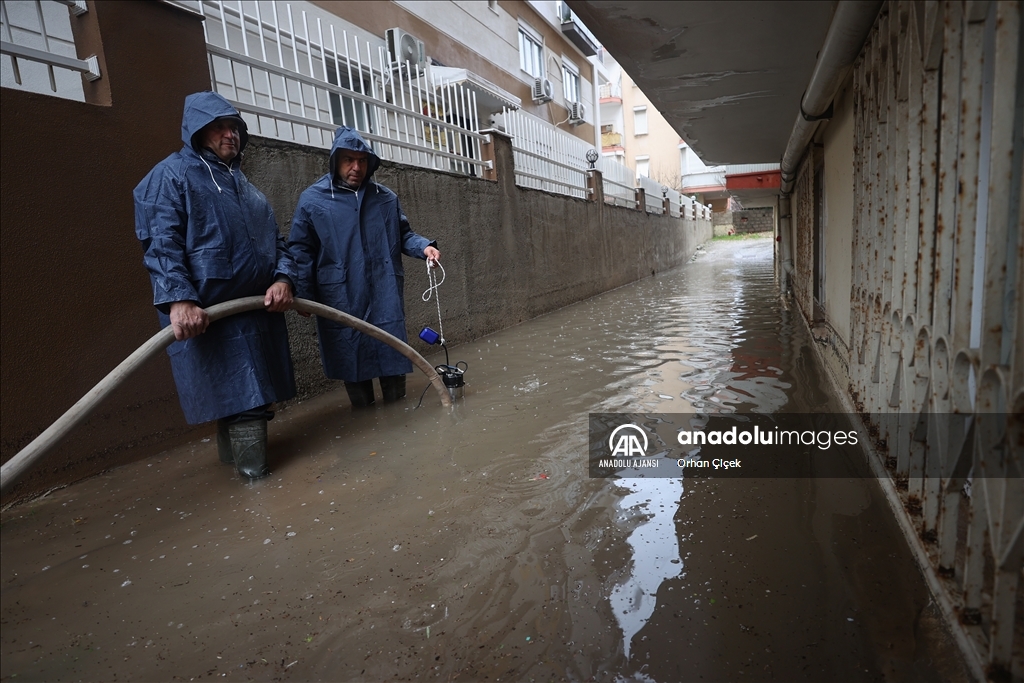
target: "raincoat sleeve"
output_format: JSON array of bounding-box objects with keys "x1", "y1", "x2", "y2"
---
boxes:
[
  {"x1": 273, "y1": 207, "x2": 297, "y2": 289},
  {"x1": 397, "y1": 198, "x2": 436, "y2": 259},
  {"x1": 288, "y1": 198, "x2": 320, "y2": 300},
  {"x1": 134, "y1": 165, "x2": 200, "y2": 313}
]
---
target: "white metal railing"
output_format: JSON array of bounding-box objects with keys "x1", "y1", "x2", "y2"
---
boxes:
[
  {"x1": 199, "y1": 0, "x2": 489, "y2": 176},
  {"x1": 638, "y1": 174, "x2": 665, "y2": 215},
  {"x1": 665, "y1": 186, "x2": 683, "y2": 218},
  {"x1": 597, "y1": 155, "x2": 635, "y2": 207},
  {"x1": 0, "y1": 0, "x2": 98, "y2": 101},
  {"x1": 502, "y1": 106, "x2": 589, "y2": 199},
  {"x1": 598, "y1": 81, "x2": 621, "y2": 100}
]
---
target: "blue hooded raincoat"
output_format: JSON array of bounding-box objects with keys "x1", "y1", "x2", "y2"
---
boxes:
[
  {"x1": 134, "y1": 91, "x2": 297, "y2": 424},
  {"x1": 289, "y1": 127, "x2": 435, "y2": 382}
]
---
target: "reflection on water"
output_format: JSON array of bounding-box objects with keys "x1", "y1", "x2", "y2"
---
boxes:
[
  {"x1": 608, "y1": 478, "x2": 683, "y2": 660},
  {"x1": 597, "y1": 239, "x2": 800, "y2": 661}
]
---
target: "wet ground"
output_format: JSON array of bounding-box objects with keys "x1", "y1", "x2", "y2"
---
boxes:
[{"x1": 1, "y1": 238, "x2": 970, "y2": 682}]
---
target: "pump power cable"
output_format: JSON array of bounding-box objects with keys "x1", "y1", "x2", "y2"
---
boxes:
[{"x1": 422, "y1": 258, "x2": 446, "y2": 344}]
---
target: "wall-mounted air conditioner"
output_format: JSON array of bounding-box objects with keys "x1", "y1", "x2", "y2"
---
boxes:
[
  {"x1": 568, "y1": 101, "x2": 586, "y2": 125},
  {"x1": 532, "y1": 77, "x2": 553, "y2": 103},
  {"x1": 386, "y1": 28, "x2": 426, "y2": 72}
]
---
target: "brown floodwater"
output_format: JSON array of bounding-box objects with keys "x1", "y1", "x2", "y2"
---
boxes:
[{"x1": 1, "y1": 238, "x2": 970, "y2": 682}]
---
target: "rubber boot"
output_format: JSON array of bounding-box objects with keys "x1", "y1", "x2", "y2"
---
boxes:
[
  {"x1": 344, "y1": 380, "x2": 376, "y2": 407},
  {"x1": 229, "y1": 419, "x2": 269, "y2": 480},
  {"x1": 379, "y1": 374, "x2": 406, "y2": 402},
  {"x1": 216, "y1": 419, "x2": 233, "y2": 464}
]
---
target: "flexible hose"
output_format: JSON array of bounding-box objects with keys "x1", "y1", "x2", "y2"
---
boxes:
[{"x1": 0, "y1": 296, "x2": 451, "y2": 494}]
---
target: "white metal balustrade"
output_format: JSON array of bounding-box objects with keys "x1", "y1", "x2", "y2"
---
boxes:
[
  {"x1": 597, "y1": 155, "x2": 636, "y2": 207},
  {"x1": 1, "y1": 0, "x2": 98, "y2": 102},
  {"x1": 638, "y1": 175, "x2": 667, "y2": 215},
  {"x1": 198, "y1": 0, "x2": 489, "y2": 176},
  {"x1": 501, "y1": 106, "x2": 590, "y2": 199}
]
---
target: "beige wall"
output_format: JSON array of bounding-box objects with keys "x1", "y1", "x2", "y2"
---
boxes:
[
  {"x1": 821, "y1": 82, "x2": 854, "y2": 343},
  {"x1": 620, "y1": 71, "x2": 681, "y2": 186}
]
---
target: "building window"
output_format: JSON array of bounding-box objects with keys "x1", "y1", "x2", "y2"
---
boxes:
[
  {"x1": 633, "y1": 106, "x2": 648, "y2": 136},
  {"x1": 636, "y1": 156, "x2": 650, "y2": 179},
  {"x1": 519, "y1": 25, "x2": 544, "y2": 78},
  {"x1": 562, "y1": 58, "x2": 581, "y2": 103}
]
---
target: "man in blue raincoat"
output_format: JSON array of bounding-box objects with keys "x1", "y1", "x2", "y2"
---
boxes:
[
  {"x1": 289, "y1": 127, "x2": 441, "y2": 406},
  {"x1": 134, "y1": 91, "x2": 297, "y2": 480}
]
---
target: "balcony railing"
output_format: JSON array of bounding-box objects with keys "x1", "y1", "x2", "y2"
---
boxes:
[
  {"x1": 502, "y1": 105, "x2": 589, "y2": 199},
  {"x1": 557, "y1": 1, "x2": 598, "y2": 56},
  {"x1": 601, "y1": 131, "x2": 622, "y2": 148},
  {"x1": 199, "y1": 0, "x2": 489, "y2": 176},
  {"x1": 0, "y1": 0, "x2": 99, "y2": 102},
  {"x1": 599, "y1": 81, "x2": 621, "y2": 100},
  {"x1": 598, "y1": 154, "x2": 635, "y2": 207}
]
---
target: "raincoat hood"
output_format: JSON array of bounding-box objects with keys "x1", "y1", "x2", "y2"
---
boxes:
[
  {"x1": 329, "y1": 127, "x2": 381, "y2": 188},
  {"x1": 181, "y1": 91, "x2": 249, "y2": 158}
]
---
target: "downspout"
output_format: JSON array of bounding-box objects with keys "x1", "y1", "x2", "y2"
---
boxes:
[
  {"x1": 780, "y1": 0, "x2": 883, "y2": 193},
  {"x1": 777, "y1": 0, "x2": 882, "y2": 293}
]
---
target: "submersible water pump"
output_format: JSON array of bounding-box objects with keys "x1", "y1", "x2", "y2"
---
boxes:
[
  {"x1": 419, "y1": 326, "x2": 467, "y2": 401},
  {"x1": 418, "y1": 259, "x2": 467, "y2": 404}
]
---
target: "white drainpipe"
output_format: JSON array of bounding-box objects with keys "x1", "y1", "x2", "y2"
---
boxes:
[
  {"x1": 779, "y1": 0, "x2": 883, "y2": 194},
  {"x1": 776, "y1": 0, "x2": 882, "y2": 296}
]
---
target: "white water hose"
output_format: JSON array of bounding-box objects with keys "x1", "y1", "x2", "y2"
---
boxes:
[{"x1": 0, "y1": 297, "x2": 452, "y2": 494}]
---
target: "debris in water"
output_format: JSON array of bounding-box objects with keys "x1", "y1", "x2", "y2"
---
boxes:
[
  {"x1": 531, "y1": 473, "x2": 549, "y2": 480},
  {"x1": 746, "y1": 534, "x2": 758, "y2": 541}
]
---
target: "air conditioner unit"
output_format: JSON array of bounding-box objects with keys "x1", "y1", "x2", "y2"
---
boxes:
[
  {"x1": 386, "y1": 28, "x2": 426, "y2": 71},
  {"x1": 568, "y1": 101, "x2": 586, "y2": 125},
  {"x1": 532, "y1": 77, "x2": 553, "y2": 103}
]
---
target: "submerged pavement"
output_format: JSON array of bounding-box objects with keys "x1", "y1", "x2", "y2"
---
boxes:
[{"x1": 1, "y1": 238, "x2": 970, "y2": 681}]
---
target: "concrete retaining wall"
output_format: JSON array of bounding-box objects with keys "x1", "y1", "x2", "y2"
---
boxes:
[
  {"x1": 732, "y1": 207, "x2": 774, "y2": 234},
  {"x1": 245, "y1": 132, "x2": 712, "y2": 401}
]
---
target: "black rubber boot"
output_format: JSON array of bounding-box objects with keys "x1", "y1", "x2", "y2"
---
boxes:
[
  {"x1": 216, "y1": 419, "x2": 233, "y2": 464},
  {"x1": 379, "y1": 374, "x2": 406, "y2": 402},
  {"x1": 345, "y1": 380, "x2": 376, "y2": 407},
  {"x1": 229, "y1": 419, "x2": 269, "y2": 480}
]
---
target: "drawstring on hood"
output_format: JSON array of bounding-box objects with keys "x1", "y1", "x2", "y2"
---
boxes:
[{"x1": 198, "y1": 155, "x2": 222, "y2": 194}]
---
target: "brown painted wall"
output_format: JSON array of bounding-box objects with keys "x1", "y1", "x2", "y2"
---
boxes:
[{"x1": 0, "y1": 1, "x2": 212, "y2": 502}]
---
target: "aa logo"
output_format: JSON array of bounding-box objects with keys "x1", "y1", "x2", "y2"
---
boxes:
[{"x1": 608, "y1": 424, "x2": 648, "y2": 458}]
